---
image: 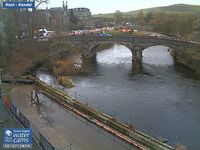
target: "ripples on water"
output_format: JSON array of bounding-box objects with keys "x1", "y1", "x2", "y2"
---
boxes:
[{"x1": 38, "y1": 44, "x2": 200, "y2": 150}]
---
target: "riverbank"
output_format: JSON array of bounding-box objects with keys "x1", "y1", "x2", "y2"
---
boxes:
[
  {"x1": 4, "y1": 41, "x2": 82, "y2": 88},
  {"x1": 173, "y1": 48, "x2": 200, "y2": 79},
  {"x1": 4, "y1": 42, "x2": 50, "y2": 75}
]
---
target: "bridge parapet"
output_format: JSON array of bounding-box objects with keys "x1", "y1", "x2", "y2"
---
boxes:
[
  {"x1": 49, "y1": 35, "x2": 199, "y2": 52},
  {"x1": 50, "y1": 35, "x2": 199, "y2": 70},
  {"x1": 63, "y1": 35, "x2": 197, "y2": 48}
]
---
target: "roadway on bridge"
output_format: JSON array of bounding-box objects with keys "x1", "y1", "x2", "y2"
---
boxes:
[{"x1": 10, "y1": 85, "x2": 136, "y2": 150}]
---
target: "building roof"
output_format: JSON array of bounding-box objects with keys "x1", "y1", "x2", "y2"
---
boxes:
[{"x1": 69, "y1": 7, "x2": 90, "y2": 11}]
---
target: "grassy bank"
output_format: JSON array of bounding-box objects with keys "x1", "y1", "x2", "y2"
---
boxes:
[{"x1": 174, "y1": 48, "x2": 200, "y2": 78}]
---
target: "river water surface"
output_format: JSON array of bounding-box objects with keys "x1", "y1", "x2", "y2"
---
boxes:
[{"x1": 38, "y1": 44, "x2": 200, "y2": 149}]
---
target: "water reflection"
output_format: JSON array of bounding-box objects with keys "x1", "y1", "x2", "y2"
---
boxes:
[
  {"x1": 97, "y1": 44, "x2": 174, "y2": 71},
  {"x1": 97, "y1": 44, "x2": 132, "y2": 66},
  {"x1": 37, "y1": 44, "x2": 200, "y2": 150},
  {"x1": 142, "y1": 45, "x2": 174, "y2": 66}
]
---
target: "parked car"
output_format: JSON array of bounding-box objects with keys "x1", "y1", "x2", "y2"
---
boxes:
[
  {"x1": 38, "y1": 28, "x2": 48, "y2": 39},
  {"x1": 37, "y1": 29, "x2": 56, "y2": 39},
  {"x1": 95, "y1": 33, "x2": 112, "y2": 37}
]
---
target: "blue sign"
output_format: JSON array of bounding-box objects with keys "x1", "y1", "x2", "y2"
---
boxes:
[
  {"x1": 2, "y1": 128, "x2": 32, "y2": 149},
  {"x1": 3, "y1": 2, "x2": 35, "y2": 9}
]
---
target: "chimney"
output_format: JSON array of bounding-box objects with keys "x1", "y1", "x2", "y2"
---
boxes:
[
  {"x1": 66, "y1": 1, "x2": 68, "y2": 10},
  {"x1": 63, "y1": 1, "x2": 65, "y2": 8}
]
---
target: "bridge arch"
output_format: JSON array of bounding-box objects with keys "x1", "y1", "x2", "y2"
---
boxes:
[
  {"x1": 138, "y1": 43, "x2": 185, "y2": 63},
  {"x1": 83, "y1": 41, "x2": 143, "y2": 70},
  {"x1": 84, "y1": 41, "x2": 184, "y2": 70},
  {"x1": 88, "y1": 41, "x2": 134, "y2": 57},
  {"x1": 142, "y1": 45, "x2": 174, "y2": 66}
]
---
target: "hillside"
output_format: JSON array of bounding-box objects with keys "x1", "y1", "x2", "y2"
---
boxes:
[{"x1": 93, "y1": 4, "x2": 200, "y2": 18}]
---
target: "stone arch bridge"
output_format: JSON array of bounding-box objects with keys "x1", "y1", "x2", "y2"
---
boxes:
[{"x1": 50, "y1": 35, "x2": 198, "y2": 68}]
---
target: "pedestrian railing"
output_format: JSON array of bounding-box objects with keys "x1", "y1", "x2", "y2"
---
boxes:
[{"x1": 0, "y1": 86, "x2": 72, "y2": 150}]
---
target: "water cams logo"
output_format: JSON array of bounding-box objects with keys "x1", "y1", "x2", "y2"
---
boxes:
[
  {"x1": 5, "y1": 130, "x2": 12, "y2": 137},
  {"x1": 3, "y1": 128, "x2": 32, "y2": 149}
]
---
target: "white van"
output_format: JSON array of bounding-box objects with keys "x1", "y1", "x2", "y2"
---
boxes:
[
  {"x1": 38, "y1": 28, "x2": 48, "y2": 39},
  {"x1": 46, "y1": 31, "x2": 56, "y2": 38},
  {"x1": 38, "y1": 29, "x2": 56, "y2": 39}
]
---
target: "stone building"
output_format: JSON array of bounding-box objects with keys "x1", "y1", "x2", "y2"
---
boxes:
[
  {"x1": 18, "y1": 1, "x2": 92, "y2": 32},
  {"x1": 69, "y1": 7, "x2": 91, "y2": 21},
  {"x1": 48, "y1": 1, "x2": 69, "y2": 30},
  {"x1": 34, "y1": 8, "x2": 51, "y2": 29},
  {"x1": 34, "y1": 1, "x2": 69, "y2": 30},
  {"x1": 34, "y1": 2, "x2": 92, "y2": 30},
  {"x1": 69, "y1": 7, "x2": 92, "y2": 28}
]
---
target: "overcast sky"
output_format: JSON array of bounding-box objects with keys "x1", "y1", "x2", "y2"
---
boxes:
[{"x1": 43, "y1": 0, "x2": 200, "y2": 15}]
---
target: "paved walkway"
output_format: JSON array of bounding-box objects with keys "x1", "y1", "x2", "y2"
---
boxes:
[
  {"x1": 0, "y1": 104, "x2": 41, "y2": 150},
  {"x1": 11, "y1": 85, "x2": 136, "y2": 150}
]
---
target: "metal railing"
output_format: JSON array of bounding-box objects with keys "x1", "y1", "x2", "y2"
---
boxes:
[{"x1": 0, "y1": 82, "x2": 72, "y2": 150}]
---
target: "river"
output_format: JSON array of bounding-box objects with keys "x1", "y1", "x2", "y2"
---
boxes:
[{"x1": 37, "y1": 44, "x2": 200, "y2": 150}]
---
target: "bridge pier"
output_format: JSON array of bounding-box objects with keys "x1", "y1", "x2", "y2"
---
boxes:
[
  {"x1": 82, "y1": 54, "x2": 96, "y2": 62},
  {"x1": 81, "y1": 54, "x2": 97, "y2": 67},
  {"x1": 132, "y1": 49, "x2": 142, "y2": 71}
]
